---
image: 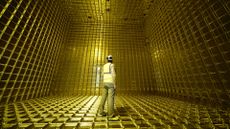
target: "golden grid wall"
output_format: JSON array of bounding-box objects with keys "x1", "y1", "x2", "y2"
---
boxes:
[
  {"x1": 145, "y1": 0, "x2": 230, "y2": 106},
  {"x1": 0, "y1": 0, "x2": 69, "y2": 104},
  {"x1": 53, "y1": 22, "x2": 155, "y2": 95}
]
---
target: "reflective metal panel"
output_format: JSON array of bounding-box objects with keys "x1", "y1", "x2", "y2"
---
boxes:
[
  {"x1": 0, "y1": 0, "x2": 69, "y2": 104},
  {"x1": 1, "y1": 0, "x2": 229, "y2": 108},
  {"x1": 145, "y1": 0, "x2": 230, "y2": 105},
  {"x1": 54, "y1": 22, "x2": 154, "y2": 95},
  {"x1": 1, "y1": 95, "x2": 229, "y2": 128}
]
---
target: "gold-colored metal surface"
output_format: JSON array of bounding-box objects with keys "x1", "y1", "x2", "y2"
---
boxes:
[
  {"x1": 0, "y1": 0, "x2": 229, "y2": 116},
  {"x1": 1, "y1": 95, "x2": 229, "y2": 129},
  {"x1": 66, "y1": 0, "x2": 147, "y2": 24},
  {"x1": 53, "y1": 22, "x2": 154, "y2": 95},
  {"x1": 145, "y1": 0, "x2": 230, "y2": 106},
  {"x1": 0, "y1": 0, "x2": 69, "y2": 104},
  {"x1": 52, "y1": 0, "x2": 154, "y2": 95}
]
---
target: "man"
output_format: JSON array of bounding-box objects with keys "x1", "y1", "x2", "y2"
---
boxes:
[{"x1": 99, "y1": 55, "x2": 117, "y2": 119}]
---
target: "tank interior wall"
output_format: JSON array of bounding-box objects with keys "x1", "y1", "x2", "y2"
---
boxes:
[
  {"x1": 52, "y1": 22, "x2": 155, "y2": 96},
  {"x1": 145, "y1": 0, "x2": 230, "y2": 106},
  {"x1": 0, "y1": 0, "x2": 69, "y2": 105},
  {"x1": 0, "y1": 0, "x2": 230, "y2": 108}
]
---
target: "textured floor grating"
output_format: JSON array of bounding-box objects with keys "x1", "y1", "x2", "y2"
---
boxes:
[{"x1": 0, "y1": 95, "x2": 229, "y2": 129}]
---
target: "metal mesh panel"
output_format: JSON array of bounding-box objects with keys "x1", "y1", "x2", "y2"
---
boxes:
[
  {"x1": 1, "y1": 0, "x2": 229, "y2": 108},
  {"x1": 53, "y1": 22, "x2": 154, "y2": 95},
  {"x1": 0, "y1": 0, "x2": 230, "y2": 128},
  {"x1": 1, "y1": 95, "x2": 229, "y2": 128},
  {"x1": 51, "y1": 0, "x2": 154, "y2": 96},
  {"x1": 145, "y1": 0, "x2": 230, "y2": 106},
  {"x1": 0, "y1": 0, "x2": 69, "y2": 104}
]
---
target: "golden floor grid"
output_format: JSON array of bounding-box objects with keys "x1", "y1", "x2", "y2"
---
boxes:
[{"x1": 0, "y1": 95, "x2": 229, "y2": 129}]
